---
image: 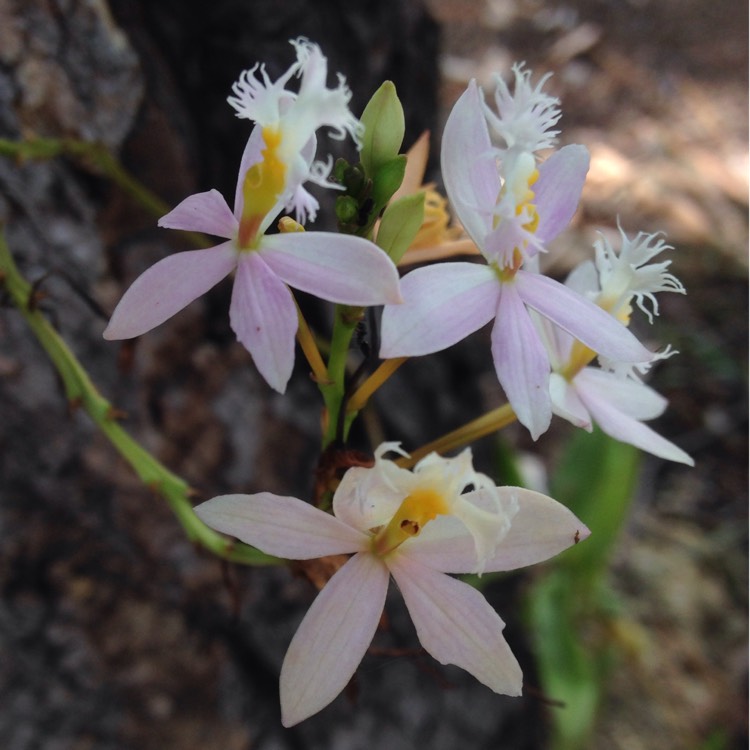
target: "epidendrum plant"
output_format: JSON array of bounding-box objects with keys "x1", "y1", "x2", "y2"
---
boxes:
[{"x1": 0, "y1": 38, "x2": 692, "y2": 733}]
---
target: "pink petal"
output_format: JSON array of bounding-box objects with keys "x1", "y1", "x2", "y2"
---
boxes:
[
  {"x1": 405, "y1": 488, "x2": 590, "y2": 573},
  {"x1": 103, "y1": 243, "x2": 236, "y2": 339},
  {"x1": 388, "y1": 554, "x2": 523, "y2": 695},
  {"x1": 280, "y1": 553, "x2": 390, "y2": 726},
  {"x1": 491, "y1": 283, "x2": 551, "y2": 439},
  {"x1": 516, "y1": 271, "x2": 653, "y2": 364},
  {"x1": 533, "y1": 145, "x2": 590, "y2": 243},
  {"x1": 441, "y1": 81, "x2": 500, "y2": 247},
  {"x1": 158, "y1": 190, "x2": 238, "y2": 238},
  {"x1": 230, "y1": 254, "x2": 297, "y2": 393},
  {"x1": 380, "y1": 262, "x2": 499, "y2": 358},
  {"x1": 193, "y1": 493, "x2": 369, "y2": 558},
  {"x1": 261, "y1": 232, "x2": 402, "y2": 306},
  {"x1": 576, "y1": 379, "x2": 694, "y2": 465}
]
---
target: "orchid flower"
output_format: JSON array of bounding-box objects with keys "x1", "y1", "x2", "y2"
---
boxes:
[
  {"x1": 104, "y1": 39, "x2": 401, "y2": 393},
  {"x1": 540, "y1": 229, "x2": 693, "y2": 465},
  {"x1": 380, "y1": 69, "x2": 653, "y2": 439},
  {"x1": 195, "y1": 442, "x2": 590, "y2": 726}
]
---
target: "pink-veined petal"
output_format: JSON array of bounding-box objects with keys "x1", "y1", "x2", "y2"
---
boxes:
[
  {"x1": 550, "y1": 372, "x2": 592, "y2": 429},
  {"x1": 515, "y1": 271, "x2": 652, "y2": 364},
  {"x1": 103, "y1": 243, "x2": 236, "y2": 340},
  {"x1": 404, "y1": 488, "x2": 590, "y2": 573},
  {"x1": 533, "y1": 144, "x2": 590, "y2": 243},
  {"x1": 193, "y1": 493, "x2": 369, "y2": 559},
  {"x1": 261, "y1": 232, "x2": 401, "y2": 305},
  {"x1": 280, "y1": 553, "x2": 389, "y2": 727},
  {"x1": 576, "y1": 380, "x2": 694, "y2": 465},
  {"x1": 158, "y1": 190, "x2": 238, "y2": 238},
  {"x1": 230, "y1": 254, "x2": 297, "y2": 393},
  {"x1": 441, "y1": 81, "x2": 500, "y2": 246},
  {"x1": 491, "y1": 283, "x2": 551, "y2": 439},
  {"x1": 388, "y1": 554, "x2": 523, "y2": 695},
  {"x1": 380, "y1": 262, "x2": 499, "y2": 358}
]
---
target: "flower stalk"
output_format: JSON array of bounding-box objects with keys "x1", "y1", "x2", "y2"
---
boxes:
[{"x1": 0, "y1": 229, "x2": 279, "y2": 567}]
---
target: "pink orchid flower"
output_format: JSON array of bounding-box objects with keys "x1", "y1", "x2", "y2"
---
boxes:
[
  {"x1": 380, "y1": 73, "x2": 653, "y2": 439},
  {"x1": 542, "y1": 229, "x2": 693, "y2": 465},
  {"x1": 104, "y1": 40, "x2": 401, "y2": 393},
  {"x1": 195, "y1": 443, "x2": 589, "y2": 726}
]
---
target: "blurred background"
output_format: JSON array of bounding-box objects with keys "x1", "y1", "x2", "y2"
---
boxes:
[{"x1": 0, "y1": 1, "x2": 746, "y2": 748}]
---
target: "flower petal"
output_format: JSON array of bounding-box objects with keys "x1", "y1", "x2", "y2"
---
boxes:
[
  {"x1": 576, "y1": 377, "x2": 694, "y2": 465},
  {"x1": 533, "y1": 144, "x2": 590, "y2": 243},
  {"x1": 230, "y1": 254, "x2": 297, "y2": 393},
  {"x1": 491, "y1": 283, "x2": 551, "y2": 439},
  {"x1": 380, "y1": 262, "x2": 499, "y2": 358},
  {"x1": 103, "y1": 243, "x2": 236, "y2": 340},
  {"x1": 158, "y1": 190, "x2": 238, "y2": 238},
  {"x1": 405, "y1": 487, "x2": 590, "y2": 573},
  {"x1": 261, "y1": 232, "x2": 402, "y2": 305},
  {"x1": 482, "y1": 488, "x2": 591, "y2": 571},
  {"x1": 441, "y1": 81, "x2": 500, "y2": 246},
  {"x1": 575, "y1": 367, "x2": 667, "y2": 420},
  {"x1": 194, "y1": 493, "x2": 369, "y2": 558},
  {"x1": 388, "y1": 554, "x2": 523, "y2": 695},
  {"x1": 515, "y1": 270, "x2": 653, "y2": 364},
  {"x1": 549, "y1": 372, "x2": 592, "y2": 429},
  {"x1": 280, "y1": 553, "x2": 389, "y2": 727}
]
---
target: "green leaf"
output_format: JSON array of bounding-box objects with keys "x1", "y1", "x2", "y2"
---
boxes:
[
  {"x1": 527, "y1": 572, "x2": 603, "y2": 750},
  {"x1": 376, "y1": 191, "x2": 425, "y2": 263},
  {"x1": 550, "y1": 427, "x2": 641, "y2": 579},
  {"x1": 359, "y1": 81, "x2": 405, "y2": 176}
]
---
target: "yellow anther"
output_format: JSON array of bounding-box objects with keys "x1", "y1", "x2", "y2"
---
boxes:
[
  {"x1": 237, "y1": 127, "x2": 288, "y2": 249},
  {"x1": 372, "y1": 487, "x2": 450, "y2": 557}
]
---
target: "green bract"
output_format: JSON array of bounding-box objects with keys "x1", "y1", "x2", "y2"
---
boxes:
[
  {"x1": 376, "y1": 192, "x2": 425, "y2": 264},
  {"x1": 359, "y1": 81, "x2": 405, "y2": 177}
]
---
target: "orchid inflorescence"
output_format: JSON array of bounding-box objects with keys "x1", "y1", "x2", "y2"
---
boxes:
[{"x1": 103, "y1": 38, "x2": 692, "y2": 725}]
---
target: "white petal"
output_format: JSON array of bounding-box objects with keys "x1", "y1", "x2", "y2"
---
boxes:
[
  {"x1": 158, "y1": 190, "x2": 238, "y2": 238},
  {"x1": 388, "y1": 554, "x2": 523, "y2": 695},
  {"x1": 549, "y1": 372, "x2": 592, "y2": 429},
  {"x1": 103, "y1": 243, "x2": 236, "y2": 340},
  {"x1": 194, "y1": 493, "x2": 369, "y2": 558},
  {"x1": 441, "y1": 81, "x2": 499, "y2": 247},
  {"x1": 229, "y1": 254, "x2": 297, "y2": 393},
  {"x1": 575, "y1": 368, "x2": 667, "y2": 420},
  {"x1": 380, "y1": 262, "x2": 499, "y2": 358},
  {"x1": 333, "y1": 464, "x2": 410, "y2": 532},
  {"x1": 491, "y1": 283, "x2": 552, "y2": 439},
  {"x1": 577, "y1": 381, "x2": 694, "y2": 465},
  {"x1": 405, "y1": 488, "x2": 590, "y2": 573},
  {"x1": 280, "y1": 553, "x2": 389, "y2": 726},
  {"x1": 482, "y1": 488, "x2": 591, "y2": 571},
  {"x1": 261, "y1": 232, "x2": 401, "y2": 305}
]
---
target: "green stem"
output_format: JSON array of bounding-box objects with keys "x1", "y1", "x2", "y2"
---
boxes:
[
  {"x1": 319, "y1": 303, "x2": 363, "y2": 449},
  {"x1": 1, "y1": 137, "x2": 170, "y2": 219},
  {"x1": 0, "y1": 230, "x2": 279, "y2": 567}
]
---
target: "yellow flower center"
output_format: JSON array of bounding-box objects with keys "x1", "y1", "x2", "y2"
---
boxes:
[
  {"x1": 237, "y1": 127, "x2": 287, "y2": 249},
  {"x1": 372, "y1": 487, "x2": 450, "y2": 557}
]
